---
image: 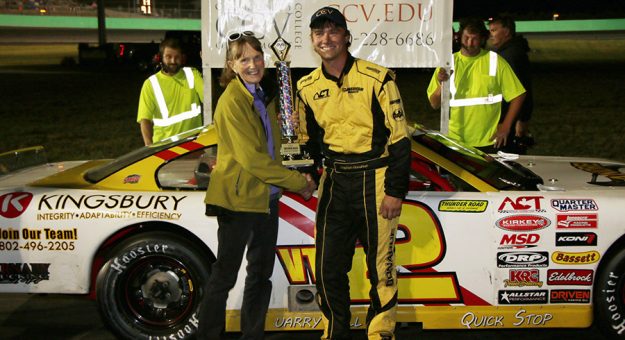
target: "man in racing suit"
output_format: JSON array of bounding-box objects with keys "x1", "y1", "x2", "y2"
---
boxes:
[{"x1": 296, "y1": 7, "x2": 411, "y2": 339}]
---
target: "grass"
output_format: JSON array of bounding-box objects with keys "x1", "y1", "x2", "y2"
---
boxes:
[{"x1": 0, "y1": 40, "x2": 624, "y2": 162}]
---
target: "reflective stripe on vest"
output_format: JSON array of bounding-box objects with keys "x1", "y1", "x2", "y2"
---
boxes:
[
  {"x1": 149, "y1": 67, "x2": 200, "y2": 127},
  {"x1": 449, "y1": 51, "x2": 501, "y2": 107}
]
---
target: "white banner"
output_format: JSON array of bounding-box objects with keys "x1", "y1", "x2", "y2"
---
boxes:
[{"x1": 205, "y1": 0, "x2": 453, "y2": 68}]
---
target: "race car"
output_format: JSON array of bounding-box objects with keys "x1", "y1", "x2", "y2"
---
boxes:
[{"x1": 1, "y1": 125, "x2": 625, "y2": 339}]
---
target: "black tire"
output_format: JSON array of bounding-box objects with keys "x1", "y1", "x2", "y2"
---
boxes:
[
  {"x1": 594, "y1": 246, "x2": 625, "y2": 339},
  {"x1": 96, "y1": 232, "x2": 210, "y2": 339}
]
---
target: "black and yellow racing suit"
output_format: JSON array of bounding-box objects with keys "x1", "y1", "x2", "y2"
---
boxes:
[{"x1": 296, "y1": 55, "x2": 410, "y2": 340}]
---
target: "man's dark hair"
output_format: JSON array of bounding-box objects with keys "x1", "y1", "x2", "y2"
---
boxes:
[
  {"x1": 159, "y1": 37, "x2": 183, "y2": 56},
  {"x1": 490, "y1": 15, "x2": 516, "y2": 36},
  {"x1": 458, "y1": 17, "x2": 489, "y2": 41}
]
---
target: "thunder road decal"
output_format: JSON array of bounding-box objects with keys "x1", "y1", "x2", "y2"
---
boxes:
[
  {"x1": 0, "y1": 192, "x2": 33, "y2": 219},
  {"x1": 0, "y1": 263, "x2": 50, "y2": 284},
  {"x1": 498, "y1": 196, "x2": 545, "y2": 214},
  {"x1": 496, "y1": 215, "x2": 550, "y2": 232},
  {"x1": 438, "y1": 200, "x2": 488, "y2": 213},
  {"x1": 551, "y1": 251, "x2": 600, "y2": 265}
]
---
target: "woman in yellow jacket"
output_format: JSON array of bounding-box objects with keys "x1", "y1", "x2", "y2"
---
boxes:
[{"x1": 198, "y1": 33, "x2": 314, "y2": 339}]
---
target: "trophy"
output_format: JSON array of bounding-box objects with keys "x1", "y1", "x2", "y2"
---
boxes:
[{"x1": 271, "y1": 36, "x2": 314, "y2": 168}]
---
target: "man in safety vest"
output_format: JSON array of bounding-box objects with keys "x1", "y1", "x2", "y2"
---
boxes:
[
  {"x1": 137, "y1": 37, "x2": 203, "y2": 146},
  {"x1": 427, "y1": 17, "x2": 526, "y2": 153}
]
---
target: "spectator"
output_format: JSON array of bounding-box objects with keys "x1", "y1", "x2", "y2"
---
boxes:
[
  {"x1": 489, "y1": 15, "x2": 534, "y2": 154},
  {"x1": 297, "y1": 6, "x2": 411, "y2": 339},
  {"x1": 197, "y1": 32, "x2": 314, "y2": 340},
  {"x1": 137, "y1": 37, "x2": 203, "y2": 146},
  {"x1": 427, "y1": 17, "x2": 526, "y2": 153}
]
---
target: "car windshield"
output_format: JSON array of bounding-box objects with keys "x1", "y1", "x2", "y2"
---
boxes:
[
  {"x1": 413, "y1": 129, "x2": 543, "y2": 190},
  {"x1": 84, "y1": 127, "x2": 204, "y2": 183}
]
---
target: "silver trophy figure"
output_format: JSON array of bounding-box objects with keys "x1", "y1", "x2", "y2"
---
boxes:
[{"x1": 271, "y1": 36, "x2": 313, "y2": 168}]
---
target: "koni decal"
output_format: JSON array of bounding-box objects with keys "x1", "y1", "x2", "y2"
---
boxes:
[
  {"x1": 276, "y1": 200, "x2": 462, "y2": 304},
  {"x1": 555, "y1": 232, "x2": 597, "y2": 246}
]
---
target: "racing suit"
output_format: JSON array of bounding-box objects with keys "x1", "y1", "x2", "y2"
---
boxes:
[{"x1": 297, "y1": 55, "x2": 410, "y2": 339}]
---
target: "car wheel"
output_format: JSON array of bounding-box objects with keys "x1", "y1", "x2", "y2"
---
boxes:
[
  {"x1": 594, "y1": 247, "x2": 625, "y2": 339},
  {"x1": 96, "y1": 232, "x2": 209, "y2": 339}
]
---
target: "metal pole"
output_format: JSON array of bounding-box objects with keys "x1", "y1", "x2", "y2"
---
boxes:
[
  {"x1": 201, "y1": 0, "x2": 213, "y2": 124},
  {"x1": 97, "y1": 0, "x2": 106, "y2": 46},
  {"x1": 440, "y1": 69, "x2": 450, "y2": 135}
]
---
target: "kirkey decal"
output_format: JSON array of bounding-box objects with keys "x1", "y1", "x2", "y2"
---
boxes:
[
  {"x1": 550, "y1": 289, "x2": 591, "y2": 303},
  {"x1": 550, "y1": 199, "x2": 598, "y2": 212},
  {"x1": 496, "y1": 215, "x2": 550, "y2": 232},
  {"x1": 547, "y1": 269, "x2": 593, "y2": 286},
  {"x1": 556, "y1": 214, "x2": 598, "y2": 229},
  {"x1": 555, "y1": 232, "x2": 597, "y2": 246}
]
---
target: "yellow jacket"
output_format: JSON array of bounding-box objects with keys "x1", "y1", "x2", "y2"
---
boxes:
[{"x1": 204, "y1": 77, "x2": 307, "y2": 213}]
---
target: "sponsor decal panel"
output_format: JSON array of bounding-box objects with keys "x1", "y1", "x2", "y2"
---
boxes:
[
  {"x1": 497, "y1": 251, "x2": 549, "y2": 268},
  {"x1": 0, "y1": 192, "x2": 33, "y2": 219},
  {"x1": 556, "y1": 214, "x2": 598, "y2": 229},
  {"x1": 499, "y1": 290, "x2": 548, "y2": 304},
  {"x1": 499, "y1": 233, "x2": 540, "y2": 249},
  {"x1": 0, "y1": 228, "x2": 77, "y2": 252},
  {"x1": 0, "y1": 262, "x2": 50, "y2": 284},
  {"x1": 551, "y1": 199, "x2": 598, "y2": 212},
  {"x1": 550, "y1": 289, "x2": 591, "y2": 303},
  {"x1": 547, "y1": 269, "x2": 593, "y2": 286},
  {"x1": 504, "y1": 269, "x2": 543, "y2": 288},
  {"x1": 498, "y1": 196, "x2": 545, "y2": 214},
  {"x1": 551, "y1": 251, "x2": 600, "y2": 265},
  {"x1": 460, "y1": 309, "x2": 553, "y2": 328},
  {"x1": 438, "y1": 200, "x2": 488, "y2": 213},
  {"x1": 555, "y1": 232, "x2": 597, "y2": 246},
  {"x1": 123, "y1": 174, "x2": 141, "y2": 184},
  {"x1": 496, "y1": 215, "x2": 550, "y2": 232}
]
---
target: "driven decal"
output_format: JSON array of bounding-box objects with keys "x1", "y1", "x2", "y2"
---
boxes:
[
  {"x1": 276, "y1": 198, "x2": 464, "y2": 304},
  {"x1": 0, "y1": 192, "x2": 33, "y2": 219},
  {"x1": 0, "y1": 263, "x2": 50, "y2": 284},
  {"x1": 550, "y1": 289, "x2": 591, "y2": 303}
]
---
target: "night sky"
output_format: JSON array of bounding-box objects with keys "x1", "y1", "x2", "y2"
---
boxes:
[{"x1": 453, "y1": 0, "x2": 625, "y2": 20}]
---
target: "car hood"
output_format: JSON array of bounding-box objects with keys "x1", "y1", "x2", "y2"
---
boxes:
[
  {"x1": 512, "y1": 155, "x2": 625, "y2": 191},
  {"x1": 0, "y1": 160, "x2": 88, "y2": 189}
]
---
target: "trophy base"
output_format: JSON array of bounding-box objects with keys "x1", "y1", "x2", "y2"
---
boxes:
[{"x1": 282, "y1": 158, "x2": 315, "y2": 168}]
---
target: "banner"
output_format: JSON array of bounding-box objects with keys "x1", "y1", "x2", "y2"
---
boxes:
[{"x1": 205, "y1": 0, "x2": 453, "y2": 68}]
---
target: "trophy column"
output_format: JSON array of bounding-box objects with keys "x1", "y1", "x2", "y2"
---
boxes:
[{"x1": 271, "y1": 37, "x2": 314, "y2": 168}]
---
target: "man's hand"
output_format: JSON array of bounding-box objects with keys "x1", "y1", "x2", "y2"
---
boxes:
[
  {"x1": 491, "y1": 124, "x2": 511, "y2": 148},
  {"x1": 298, "y1": 173, "x2": 316, "y2": 201},
  {"x1": 379, "y1": 195, "x2": 403, "y2": 220}
]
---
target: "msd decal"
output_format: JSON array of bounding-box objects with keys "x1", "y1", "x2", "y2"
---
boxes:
[
  {"x1": 0, "y1": 192, "x2": 33, "y2": 219},
  {"x1": 496, "y1": 215, "x2": 550, "y2": 232},
  {"x1": 550, "y1": 199, "x2": 598, "y2": 212},
  {"x1": 547, "y1": 269, "x2": 593, "y2": 286},
  {"x1": 556, "y1": 214, "x2": 598, "y2": 229},
  {"x1": 498, "y1": 233, "x2": 540, "y2": 249},
  {"x1": 498, "y1": 196, "x2": 545, "y2": 213}
]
